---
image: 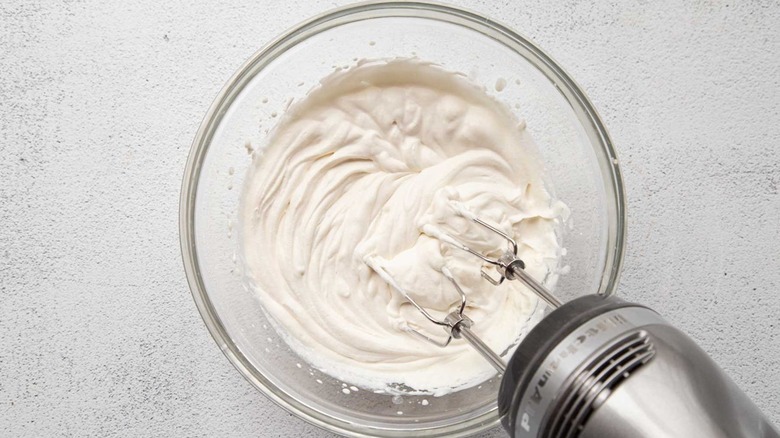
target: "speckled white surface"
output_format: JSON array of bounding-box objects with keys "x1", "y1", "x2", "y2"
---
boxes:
[{"x1": 1, "y1": 1, "x2": 778, "y2": 436}]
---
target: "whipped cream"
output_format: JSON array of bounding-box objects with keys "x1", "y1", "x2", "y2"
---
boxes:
[{"x1": 240, "y1": 60, "x2": 566, "y2": 394}]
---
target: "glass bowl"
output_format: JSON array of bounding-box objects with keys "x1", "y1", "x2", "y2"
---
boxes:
[{"x1": 179, "y1": 2, "x2": 625, "y2": 437}]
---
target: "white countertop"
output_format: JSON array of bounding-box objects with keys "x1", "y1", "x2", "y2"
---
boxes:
[{"x1": 1, "y1": 1, "x2": 778, "y2": 436}]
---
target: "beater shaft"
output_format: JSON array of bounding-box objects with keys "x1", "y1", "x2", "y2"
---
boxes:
[
  {"x1": 457, "y1": 324, "x2": 506, "y2": 373},
  {"x1": 506, "y1": 265, "x2": 562, "y2": 308}
]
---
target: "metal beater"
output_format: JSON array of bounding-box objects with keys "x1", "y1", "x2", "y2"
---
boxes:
[
  {"x1": 365, "y1": 206, "x2": 779, "y2": 438},
  {"x1": 365, "y1": 205, "x2": 561, "y2": 373}
]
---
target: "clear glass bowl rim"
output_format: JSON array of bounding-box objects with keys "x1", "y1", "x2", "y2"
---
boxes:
[{"x1": 179, "y1": 1, "x2": 627, "y2": 436}]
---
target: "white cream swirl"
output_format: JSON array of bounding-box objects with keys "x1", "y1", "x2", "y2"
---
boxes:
[{"x1": 240, "y1": 60, "x2": 565, "y2": 394}]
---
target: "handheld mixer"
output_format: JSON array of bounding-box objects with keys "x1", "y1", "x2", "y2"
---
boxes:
[{"x1": 366, "y1": 207, "x2": 779, "y2": 438}]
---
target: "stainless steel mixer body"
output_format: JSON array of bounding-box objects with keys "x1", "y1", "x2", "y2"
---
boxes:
[
  {"x1": 366, "y1": 209, "x2": 779, "y2": 437},
  {"x1": 499, "y1": 296, "x2": 780, "y2": 438}
]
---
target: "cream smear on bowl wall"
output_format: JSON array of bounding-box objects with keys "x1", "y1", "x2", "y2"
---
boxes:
[{"x1": 238, "y1": 59, "x2": 568, "y2": 396}]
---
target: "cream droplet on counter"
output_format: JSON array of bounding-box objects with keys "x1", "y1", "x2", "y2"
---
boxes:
[
  {"x1": 517, "y1": 119, "x2": 527, "y2": 130},
  {"x1": 495, "y1": 77, "x2": 507, "y2": 92}
]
